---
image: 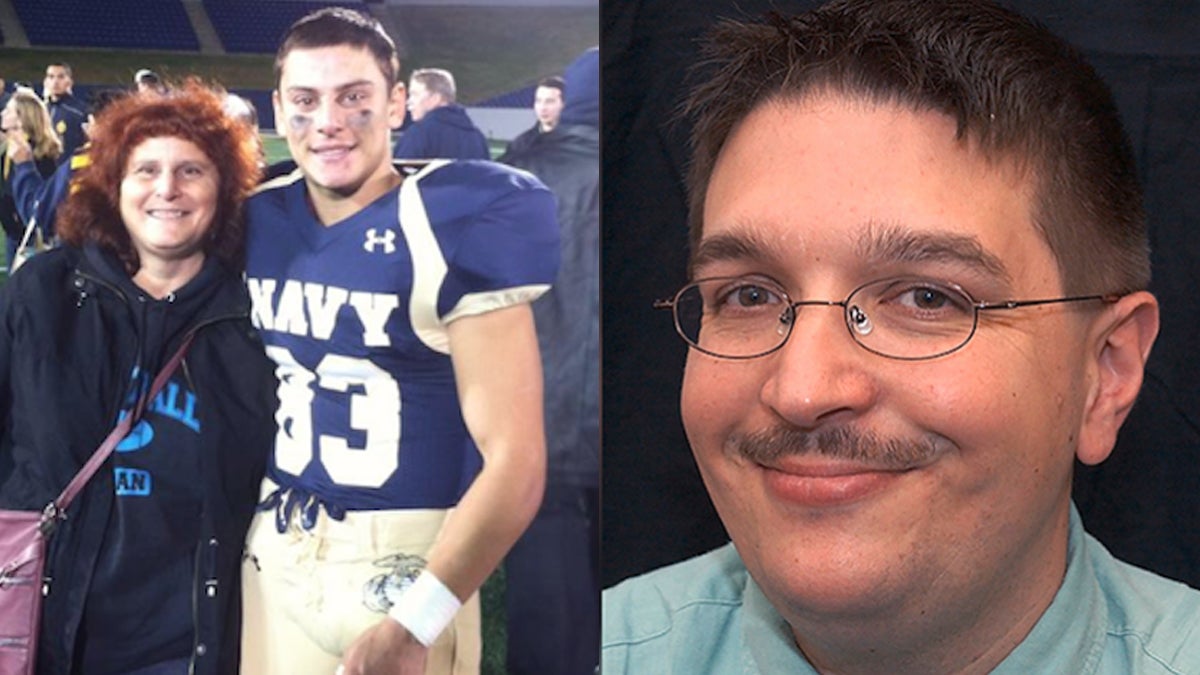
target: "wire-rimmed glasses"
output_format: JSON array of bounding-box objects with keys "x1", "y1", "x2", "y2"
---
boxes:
[{"x1": 654, "y1": 276, "x2": 1120, "y2": 360}]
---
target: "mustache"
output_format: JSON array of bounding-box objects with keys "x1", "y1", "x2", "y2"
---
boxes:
[{"x1": 728, "y1": 426, "x2": 940, "y2": 470}]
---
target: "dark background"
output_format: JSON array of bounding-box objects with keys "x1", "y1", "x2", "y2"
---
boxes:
[{"x1": 601, "y1": 0, "x2": 1200, "y2": 590}]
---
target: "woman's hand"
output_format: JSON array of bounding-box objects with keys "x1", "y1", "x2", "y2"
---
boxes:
[{"x1": 4, "y1": 128, "x2": 32, "y2": 164}]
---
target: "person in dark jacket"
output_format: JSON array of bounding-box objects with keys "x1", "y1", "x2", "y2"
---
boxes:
[
  {"x1": 499, "y1": 47, "x2": 600, "y2": 675},
  {"x1": 0, "y1": 82, "x2": 276, "y2": 675},
  {"x1": 500, "y1": 75, "x2": 565, "y2": 161},
  {"x1": 42, "y1": 62, "x2": 87, "y2": 162},
  {"x1": 1, "y1": 88, "x2": 62, "y2": 265},
  {"x1": 392, "y1": 67, "x2": 491, "y2": 160}
]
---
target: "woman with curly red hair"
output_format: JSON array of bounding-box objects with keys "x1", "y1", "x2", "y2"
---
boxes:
[{"x1": 0, "y1": 82, "x2": 277, "y2": 674}]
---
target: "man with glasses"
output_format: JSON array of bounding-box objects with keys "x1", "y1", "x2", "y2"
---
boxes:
[{"x1": 602, "y1": 1, "x2": 1200, "y2": 673}]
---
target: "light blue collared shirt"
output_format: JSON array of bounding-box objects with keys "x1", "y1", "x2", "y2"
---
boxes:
[{"x1": 602, "y1": 506, "x2": 1200, "y2": 673}]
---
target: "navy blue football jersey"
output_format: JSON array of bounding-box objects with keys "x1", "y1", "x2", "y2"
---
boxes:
[{"x1": 245, "y1": 160, "x2": 559, "y2": 510}]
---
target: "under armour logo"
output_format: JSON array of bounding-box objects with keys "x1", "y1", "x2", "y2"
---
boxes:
[{"x1": 363, "y1": 228, "x2": 397, "y2": 254}]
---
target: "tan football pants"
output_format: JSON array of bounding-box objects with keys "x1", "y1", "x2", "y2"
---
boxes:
[{"x1": 240, "y1": 481, "x2": 481, "y2": 674}]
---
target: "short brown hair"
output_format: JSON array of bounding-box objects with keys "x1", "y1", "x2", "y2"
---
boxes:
[
  {"x1": 537, "y1": 75, "x2": 565, "y2": 94},
  {"x1": 275, "y1": 7, "x2": 401, "y2": 89},
  {"x1": 684, "y1": 0, "x2": 1148, "y2": 294},
  {"x1": 56, "y1": 82, "x2": 261, "y2": 273},
  {"x1": 45, "y1": 62, "x2": 72, "y2": 78}
]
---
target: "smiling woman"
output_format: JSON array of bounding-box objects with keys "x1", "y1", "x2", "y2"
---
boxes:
[
  {"x1": 118, "y1": 136, "x2": 220, "y2": 296},
  {"x1": 0, "y1": 83, "x2": 278, "y2": 674},
  {"x1": 56, "y1": 83, "x2": 259, "y2": 287}
]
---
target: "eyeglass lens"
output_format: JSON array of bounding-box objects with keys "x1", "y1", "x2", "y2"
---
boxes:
[{"x1": 673, "y1": 277, "x2": 980, "y2": 360}]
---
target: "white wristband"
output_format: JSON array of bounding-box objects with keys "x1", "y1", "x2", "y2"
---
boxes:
[{"x1": 388, "y1": 570, "x2": 462, "y2": 647}]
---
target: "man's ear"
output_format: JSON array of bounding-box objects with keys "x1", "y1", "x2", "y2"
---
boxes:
[
  {"x1": 388, "y1": 82, "x2": 407, "y2": 130},
  {"x1": 1076, "y1": 291, "x2": 1159, "y2": 466}
]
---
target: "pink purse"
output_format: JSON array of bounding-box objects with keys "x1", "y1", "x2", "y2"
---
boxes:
[
  {"x1": 0, "y1": 336, "x2": 193, "y2": 675},
  {"x1": 0, "y1": 509, "x2": 47, "y2": 675}
]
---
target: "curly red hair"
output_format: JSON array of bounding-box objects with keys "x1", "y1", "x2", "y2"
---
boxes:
[{"x1": 56, "y1": 81, "x2": 261, "y2": 273}]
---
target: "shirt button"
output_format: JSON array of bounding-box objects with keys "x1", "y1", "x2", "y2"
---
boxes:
[{"x1": 196, "y1": 643, "x2": 207, "y2": 656}]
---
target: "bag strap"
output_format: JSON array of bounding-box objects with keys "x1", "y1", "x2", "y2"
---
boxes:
[
  {"x1": 44, "y1": 332, "x2": 196, "y2": 527},
  {"x1": 16, "y1": 216, "x2": 39, "y2": 253}
]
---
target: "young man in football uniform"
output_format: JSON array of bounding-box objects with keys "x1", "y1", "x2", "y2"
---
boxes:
[{"x1": 240, "y1": 8, "x2": 559, "y2": 674}]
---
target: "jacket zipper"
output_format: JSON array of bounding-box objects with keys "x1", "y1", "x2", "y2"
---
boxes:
[
  {"x1": 74, "y1": 268, "x2": 143, "y2": 424},
  {"x1": 189, "y1": 529, "x2": 219, "y2": 674},
  {"x1": 181, "y1": 310, "x2": 248, "y2": 675},
  {"x1": 181, "y1": 303, "x2": 240, "y2": 674},
  {"x1": 189, "y1": 535, "x2": 201, "y2": 674}
]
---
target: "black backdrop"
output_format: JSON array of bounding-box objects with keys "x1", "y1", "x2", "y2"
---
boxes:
[{"x1": 601, "y1": 0, "x2": 1200, "y2": 590}]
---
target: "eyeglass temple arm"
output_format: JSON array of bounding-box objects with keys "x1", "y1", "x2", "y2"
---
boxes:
[{"x1": 975, "y1": 293, "x2": 1122, "y2": 311}]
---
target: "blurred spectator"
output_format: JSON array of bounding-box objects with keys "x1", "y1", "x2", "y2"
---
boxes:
[
  {"x1": 222, "y1": 92, "x2": 265, "y2": 169},
  {"x1": 532, "y1": 76, "x2": 565, "y2": 133},
  {"x1": 134, "y1": 68, "x2": 168, "y2": 96},
  {"x1": 1, "y1": 88, "x2": 62, "y2": 264},
  {"x1": 392, "y1": 68, "x2": 490, "y2": 160},
  {"x1": 0, "y1": 77, "x2": 10, "y2": 112},
  {"x1": 501, "y1": 75, "x2": 564, "y2": 160},
  {"x1": 499, "y1": 47, "x2": 599, "y2": 675},
  {"x1": 221, "y1": 92, "x2": 257, "y2": 129},
  {"x1": 10, "y1": 88, "x2": 125, "y2": 243},
  {"x1": 43, "y1": 62, "x2": 87, "y2": 161}
]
